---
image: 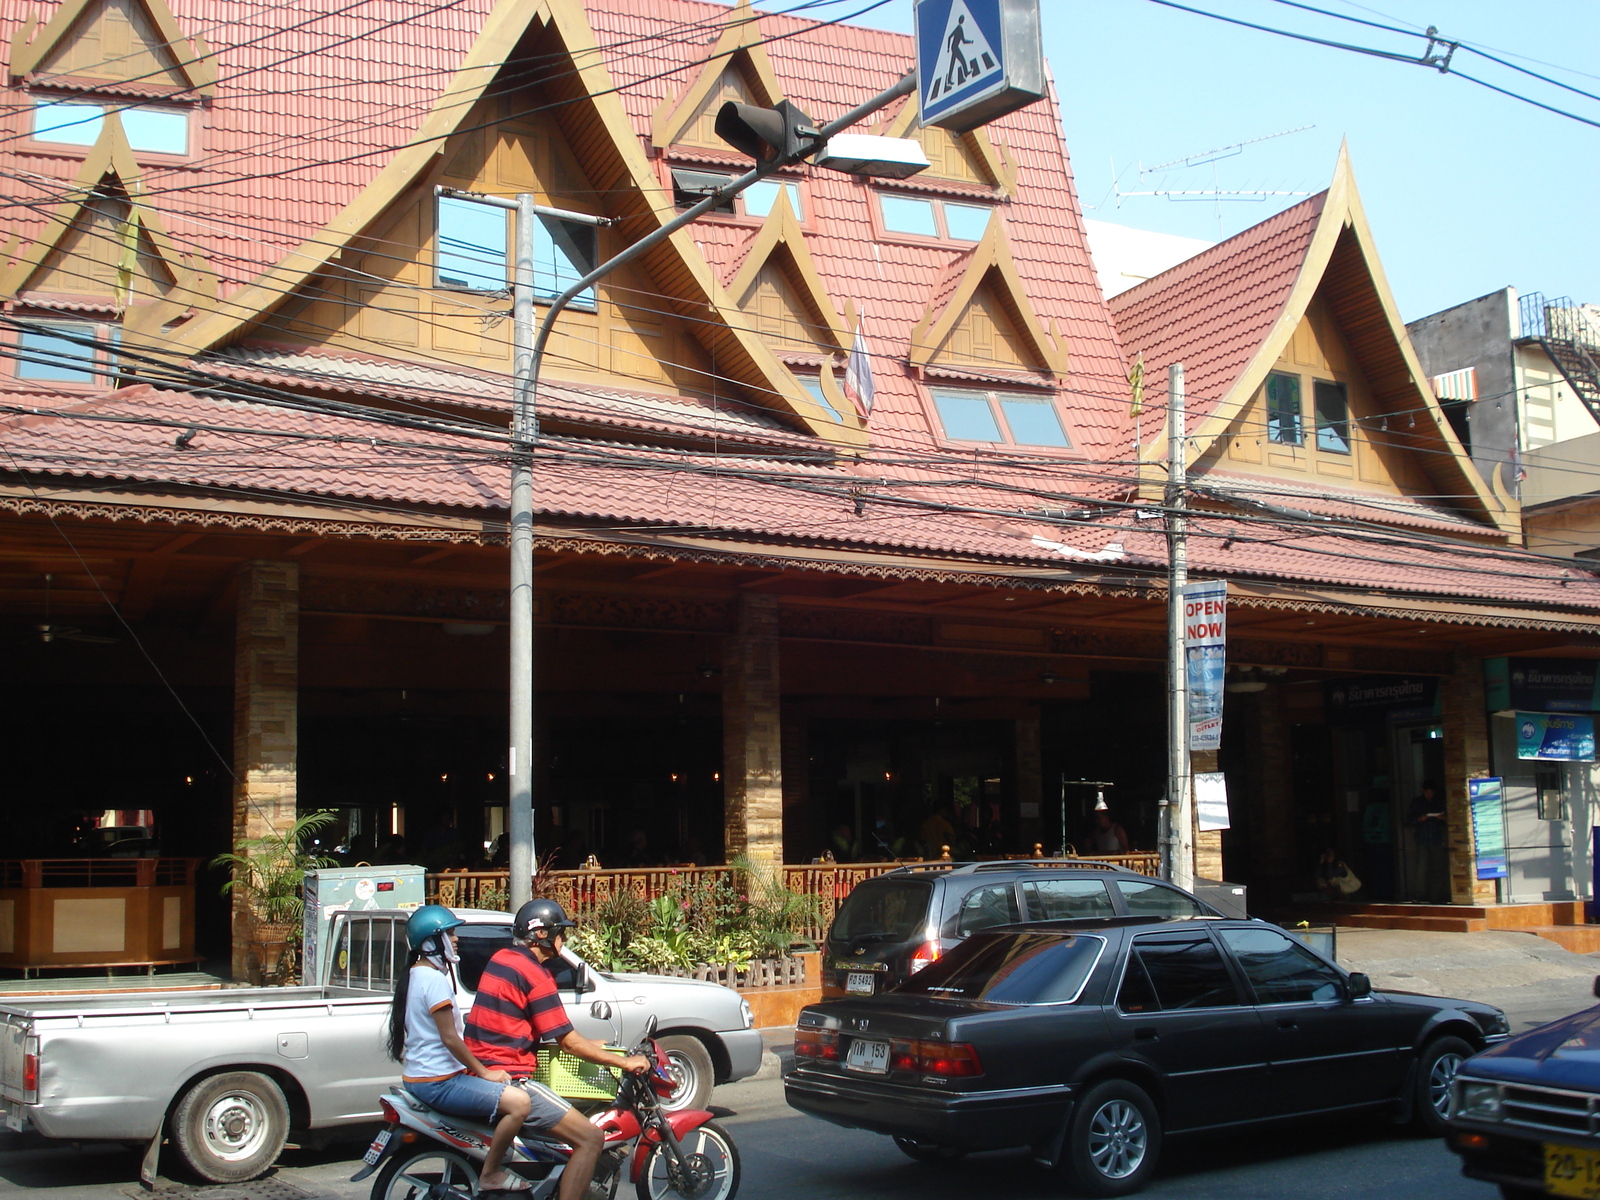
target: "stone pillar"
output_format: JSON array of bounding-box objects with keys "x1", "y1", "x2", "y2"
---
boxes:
[
  {"x1": 1015, "y1": 713, "x2": 1043, "y2": 849},
  {"x1": 1441, "y1": 653, "x2": 1493, "y2": 905},
  {"x1": 723, "y1": 594, "x2": 782, "y2": 867},
  {"x1": 232, "y1": 560, "x2": 300, "y2": 979}
]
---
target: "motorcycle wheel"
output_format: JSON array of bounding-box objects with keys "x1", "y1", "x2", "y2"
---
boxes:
[
  {"x1": 370, "y1": 1142, "x2": 480, "y2": 1200},
  {"x1": 634, "y1": 1119, "x2": 740, "y2": 1200}
]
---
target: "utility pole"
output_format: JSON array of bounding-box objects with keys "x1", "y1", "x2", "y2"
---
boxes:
[
  {"x1": 1164, "y1": 363, "x2": 1194, "y2": 891},
  {"x1": 466, "y1": 72, "x2": 918, "y2": 912}
]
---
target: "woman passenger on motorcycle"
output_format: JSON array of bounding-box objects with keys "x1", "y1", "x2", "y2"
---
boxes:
[{"x1": 386, "y1": 905, "x2": 532, "y2": 1196}]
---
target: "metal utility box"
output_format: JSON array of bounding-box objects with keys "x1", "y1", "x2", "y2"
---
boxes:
[
  {"x1": 302, "y1": 865, "x2": 424, "y2": 984},
  {"x1": 1193, "y1": 878, "x2": 1248, "y2": 920}
]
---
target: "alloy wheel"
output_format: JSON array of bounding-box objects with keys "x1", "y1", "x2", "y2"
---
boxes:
[
  {"x1": 1429, "y1": 1051, "x2": 1466, "y2": 1118},
  {"x1": 1086, "y1": 1098, "x2": 1148, "y2": 1180}
]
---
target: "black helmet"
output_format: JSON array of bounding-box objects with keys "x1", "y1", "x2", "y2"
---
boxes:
[{"x1": 513, "y1": 898, "x2": 576, "y2": 942}]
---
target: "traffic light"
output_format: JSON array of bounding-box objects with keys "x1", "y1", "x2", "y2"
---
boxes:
[{"x1": 715, "y1": 99, "x2": 821, "y2": 164}]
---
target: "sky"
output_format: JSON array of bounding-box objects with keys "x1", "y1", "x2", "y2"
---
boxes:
[{"x1": 819, "y1": 0, "x2": 1600, "y2": 322}]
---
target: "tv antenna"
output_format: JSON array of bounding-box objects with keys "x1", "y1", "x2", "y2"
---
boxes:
[{"x1": 1111, "y1": 125, "x2": 1316, "y2": 234}]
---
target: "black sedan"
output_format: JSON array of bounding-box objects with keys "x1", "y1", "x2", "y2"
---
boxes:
[{"x1": 785, "y1": 915, "x2": 1510, "y2": 1196}]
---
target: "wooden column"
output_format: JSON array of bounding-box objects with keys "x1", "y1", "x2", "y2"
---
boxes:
[
  {"x1": 1441, "y1": 652, "x2": 1493, "y2": 904},
  {"x1": 723, "y1": 594, "x2": 782, "y2": 867},
  {"x1": 232, "y1": 560, "x2": 299, "y2": 979}
]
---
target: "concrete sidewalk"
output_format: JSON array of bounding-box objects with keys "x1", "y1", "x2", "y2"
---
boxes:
[{"x1": 1338, "y1": 925, "x2": 1600, "y2": 1030}]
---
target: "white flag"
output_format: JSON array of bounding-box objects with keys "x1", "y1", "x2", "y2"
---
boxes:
[{"x1": 843, "y1": 314, "x2": 875, "y2": 416}]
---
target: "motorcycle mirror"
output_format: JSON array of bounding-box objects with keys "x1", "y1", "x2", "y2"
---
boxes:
[
  {"x1": 644, "y1": 1014, "x2": 659, "y2": 1039},
  {"x1": 590, "y1": 1000, "x2": 613, "y2": 1021}
]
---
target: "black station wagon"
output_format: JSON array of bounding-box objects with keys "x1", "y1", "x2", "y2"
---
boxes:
[
  {"x1": 788, "y1": 916, "x2": 1510, "y2": 1196},
  {"x1": 822, "y1": 860, "x2": 1218, "y2": 1001}
]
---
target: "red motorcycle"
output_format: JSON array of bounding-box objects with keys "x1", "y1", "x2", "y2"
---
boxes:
[{"x1": 354, "y1": 1018, "x2": 739, "y2": 1200}]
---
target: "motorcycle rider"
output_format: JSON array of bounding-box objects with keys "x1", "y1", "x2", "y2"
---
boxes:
[
  {"x1": 465, "y1": 899, "x2": 651, "y2": 1200},
  {"x1": 385, "y1": 905, "x2": 531, "y2": 1196}
]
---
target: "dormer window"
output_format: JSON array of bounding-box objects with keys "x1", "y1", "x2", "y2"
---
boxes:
[
  {"x1": 931, "y1": 387, "x2": 1070, "y2": 448},
  {"x1": 11, "y1": 319, "x2": 119, "y2": 385},
  {"x1": 670, "y1": 169, "x2": 802, "y2": 220},
  {"x1": 877, "y1": 193, "x2": 991, "y2": 242},
  {"x1": 434, "y1": 195, "x2": 596, "y2": 307},
  {"x1": 31, "y1": 98, "x2": 190, "y2": 155}
]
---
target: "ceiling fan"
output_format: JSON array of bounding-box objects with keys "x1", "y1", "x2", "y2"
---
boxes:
[{"x1": 32, "y1": 574, "x2": 118, "y2": 645}]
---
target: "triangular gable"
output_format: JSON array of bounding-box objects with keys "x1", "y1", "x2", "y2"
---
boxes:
[
  {"x1": 10, "y1": 0, "x2": 216, "y2": 94},
  {"x1": 650, "y1": 0, "x2": 784, "y2": 151},
  {"x1": 1130, "y1": 144, "x2": 1511, "y2": 535},
  {"x1": 1, "y1": 115, "x2": 213, "y2": 332},
  {"x1": 877, "y1": 94, "x2": 1015, "y2": 194},
  {"x1": 727, "y1": 192, "x2": 849, "y2": 355},
  {"x1": 167, "y1": 0, "x2": 856, "y2": 444},
  {"x1": 908, "y1": 215, "x2": 1066, "y2": 375}
]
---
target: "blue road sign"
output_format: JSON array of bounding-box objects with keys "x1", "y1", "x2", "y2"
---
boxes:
[{"x1": 914, "y1": 0, "x2": 1044, "y2": 133}]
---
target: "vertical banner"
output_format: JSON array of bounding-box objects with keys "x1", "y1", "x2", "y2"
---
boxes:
[
  {"x1": 1184, "y1": 581, "x2": 1227, "y2": 752},
  {"x1": 1468, "y1": 777, "x2": 1508, "y2": 881}
]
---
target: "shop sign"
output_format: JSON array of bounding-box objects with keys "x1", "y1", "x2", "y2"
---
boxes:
[
  {"x1": 1195, "y1": 771, "x2": 1230, "y2": 831},
  {"x1": 1485, "y1": 657, "x2": 1600, "y2": 713},
  {"x1": 1468, "y1": 777, "x2": 1508, "y2": 880},
  {"x1": 1516, "y1": 712, "x2": 1596, "y2": 762},
  {"x1": 1183, "y1": 581, "x2": 1226, "y2": 752},
  {"x1": 1323, "y1": 676, "x2": 1439, "y2": 723}
]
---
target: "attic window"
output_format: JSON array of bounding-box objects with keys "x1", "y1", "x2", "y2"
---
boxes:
[
  {"x1": 1266, "y1": 372, "x2": 1302, "y2": 445},
  {"x1": 434, "y1": 196, "x2": 596, "y2": 306},
  {"x1": 931, "y1": 387, "x2": 1070, "y2": 448},
  {"x1": 1314, "y1": 381, "x2": 1351, "y2": 454},
  {"x1": 12, "y1": 319, "x2": 119, "y2": 384},
  {"x1": 796, "y1": 373, "x2": 845, "y2": 429},
  {"x1": 877, "y1": 194, "x2": 991, "y2": 242},
  {"x1": 31, "y1": 99, "x2": 189, "y2": 154},
  {"x1": 670, "y1": 170, "x2": 802, "y2": 219}
]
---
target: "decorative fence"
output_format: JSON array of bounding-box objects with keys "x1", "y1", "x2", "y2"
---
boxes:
[{"x1": 428, "y1": 853, "x2": 1161, "y2": 944}]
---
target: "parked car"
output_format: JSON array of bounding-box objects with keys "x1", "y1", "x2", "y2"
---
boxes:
[
  {"x1": 1447, "y1": 975, "x2": 1600, "y2": 1198},
  {"x1": 821, "y1": 859, "x2": 1219, "y2": 1000},
  {"x1": 787, "y1": 915, "x2": 1509, "y2": 1196},
  {"x1": 0, "y1": 904, "x2": 762, "y2": 1184}
]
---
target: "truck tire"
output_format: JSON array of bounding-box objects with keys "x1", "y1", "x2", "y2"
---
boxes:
[
  {"x1": 170, "y1": 1070, "x2": 290, "y2": 1183},
  {"x1": 656, "y1": 1035, "x2": 715, "y2": 1113},
  {"x1": 1411, "y1": 1035, "x2": 1473, "y2": 1137}
]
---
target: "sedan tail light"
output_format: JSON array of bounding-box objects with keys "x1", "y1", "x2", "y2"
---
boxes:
[
  {"x1": 908, "y1": 941, "x2": 941, "y2": 973},
  {"x1": 889, "y1": 1038, "x2": 983, "y2": 1077},
  {"x1": 794, "y1": 1027, "x2": 840, "y2": 1061}
]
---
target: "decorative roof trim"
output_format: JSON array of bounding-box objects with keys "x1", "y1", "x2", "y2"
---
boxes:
[
  {"x1": 877, "y1": 93, "x2": 1015, "y2": 195},
  {"x1": 727, "y1": 189, "x2": 852, "y2": 356},
  {"x1": 649, "y1": 0, "x2": 785, "y2": 150},
  {"x1": 1139, "y1": 143, "x2": 1513, "y2": 537},
  {"x1": 9, "y1": 0, "x2": 217, "y2": 94},
  {"x1": 907, "y1": 214, "x2": 1066, "y2": 375}
]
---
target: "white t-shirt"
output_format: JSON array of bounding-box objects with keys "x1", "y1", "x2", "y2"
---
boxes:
[{"x1": 403, "y1": 964, "x2": 465, "y2": 1082}]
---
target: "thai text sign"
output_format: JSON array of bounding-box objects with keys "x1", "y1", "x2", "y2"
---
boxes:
[
  {"x1": 1184, "y1": 581, "x2": 1226, "y2": 752},
  {"x1": 1468, "y1": 777, "x2": 1508, "y2": 881},
  {"x1": 1516, "y1": 712, "x2": 1596, "y2": 761},
  {"x1": 1485, "y1": 657, "x2": 1600, "y2": 713}
]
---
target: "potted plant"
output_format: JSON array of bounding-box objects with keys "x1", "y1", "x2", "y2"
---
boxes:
[{"x1": 211, "y1": 811, "x2": 339, "y2": 983}]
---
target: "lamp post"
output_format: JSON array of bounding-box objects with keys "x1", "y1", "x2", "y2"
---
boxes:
[{"x1": 449, "y1": 73, "x2": 920, "y2": 911}]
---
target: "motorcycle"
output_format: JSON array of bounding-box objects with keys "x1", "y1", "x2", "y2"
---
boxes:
[{"x1": 353, "y1": 1015, "x2": 739, "y2": 1200}]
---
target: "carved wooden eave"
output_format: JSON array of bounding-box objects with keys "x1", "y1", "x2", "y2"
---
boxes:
[
  {"x1": 726, "y1": 190, "x2": 851, "y2": 355},
  {"x1": 649, "y1": 0, "x2": 785, "y2": 150},
  {"x1": 0, "y1": 116, "x2": 216, "y2": 332},
  {"x1": 164, "y1": 0, "x2": 854, "y2": 444},
  {"x1": 9, "y1": 0, "x2": 217, "y2": 94},
  {"x1": 907, "y1": 215, "x2": 1067, "y2": 376},
  {"x1": 1138, "y1": 143, "x2": 1513, "y2": 537},
  {"x1": 875, "y1": 93, "x2": 1016, "y2": 196}
]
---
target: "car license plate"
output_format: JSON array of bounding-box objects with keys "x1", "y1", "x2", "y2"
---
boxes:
[
  {"x1": 2, "y1": 1105, "x2": 21, "y2": 1133},
  {"x1": 845, "y1": 1038, "x2": 889, "y2": 1074},
  {"x1": 362, "y1": 1127, "x2": 393, "y2": 1166},
  {"x1": 1546, "y1": 1143, "x2": 1600, "y2": 1197},
  {"x1": 845, "y1": 972, "x2": 875, "y2": 996}
]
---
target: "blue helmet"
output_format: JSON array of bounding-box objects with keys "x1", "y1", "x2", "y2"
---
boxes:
[{"x1": 406, "y1": 904, "x2": 464, "y2": 951}]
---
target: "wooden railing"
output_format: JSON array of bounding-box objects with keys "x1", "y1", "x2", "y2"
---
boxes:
[{"x1": 428, "y1": 853, "x2": 1161, "y2": 943}]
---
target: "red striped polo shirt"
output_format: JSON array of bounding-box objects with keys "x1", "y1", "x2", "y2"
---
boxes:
[{"x1": 463, "y1": 945, "x2": 575, "y2": 1073}]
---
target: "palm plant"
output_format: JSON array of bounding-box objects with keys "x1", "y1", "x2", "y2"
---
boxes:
[{"x1": 210, "y1": 811, "x2": 340, "y2": 927}]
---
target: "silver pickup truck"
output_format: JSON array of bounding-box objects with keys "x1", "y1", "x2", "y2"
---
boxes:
[{"x1": 0, "y1": 907, "x2": 763, "y2": 1183}]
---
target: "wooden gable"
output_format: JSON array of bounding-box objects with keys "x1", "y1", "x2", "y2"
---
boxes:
[
  {"x1": 879, "y1": 96, "x2": 1015, "y2": 194},
  {"x1": 9, "y1": 0, "x2": 215, "y2": 93},
  {"x1": 909, "y1": 217, "x2": 1065, "y2": 376},
  {"x1": 727, "y1": 192, "x2": 849, "y2": 358},
  {"x1": 651, "y1": 0, "x2": 784, "y2": 152}
]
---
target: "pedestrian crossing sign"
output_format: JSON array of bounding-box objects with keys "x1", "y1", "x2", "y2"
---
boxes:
[{"x1": 915, "y1": 0, "x2": 1045, "y2": 133}]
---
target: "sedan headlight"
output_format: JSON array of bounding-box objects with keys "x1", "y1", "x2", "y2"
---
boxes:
[
  {"x1": 739, "y1": 998, "x2": 754, "y2": 1030},
  {"x1": 1472, "y1": 1009, "x2": 1511, "y2": 1037},
  {"x1": 1457, "y1": 1081, "x2": 1504, "y2": 1120}
]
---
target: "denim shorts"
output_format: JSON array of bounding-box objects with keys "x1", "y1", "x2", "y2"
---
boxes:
[{"x1": 407, "y1": 1071, "x2": 509, "y2": 1123}]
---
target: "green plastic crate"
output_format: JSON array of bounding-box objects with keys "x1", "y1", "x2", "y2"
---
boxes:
[{"x1": 531, "y1": 1048, "x2": 620, "y2": 1101}]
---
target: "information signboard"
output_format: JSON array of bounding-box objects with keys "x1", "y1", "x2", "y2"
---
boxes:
[
  {"x1": 1516, "y1": 711, "x2": 1597, "y2": 761},
  {"x1": 1468, "y1": 777, "x2": 1508, "y2": 881},
  {"x1": 914, "y1": 0, "x2": 1045, "y2": 132}
]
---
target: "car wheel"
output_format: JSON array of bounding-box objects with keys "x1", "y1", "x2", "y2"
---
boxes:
[
  {"x1": 656, "y1": 1035, "x2": 716, "y2": 1113},
  {"x1": 1412, "y1": 1035, "x2": 1474, "y2": 1136},
  {"x1": 892, "y1": 1135, "x2": 966, "y2": 1163},
  {"x1": 1063, "y1": 1080, "x2": 1161, "y2": 1197},
  {"x1": 170, "y1": 1070, "x2": 289, "y2": 1183}
]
